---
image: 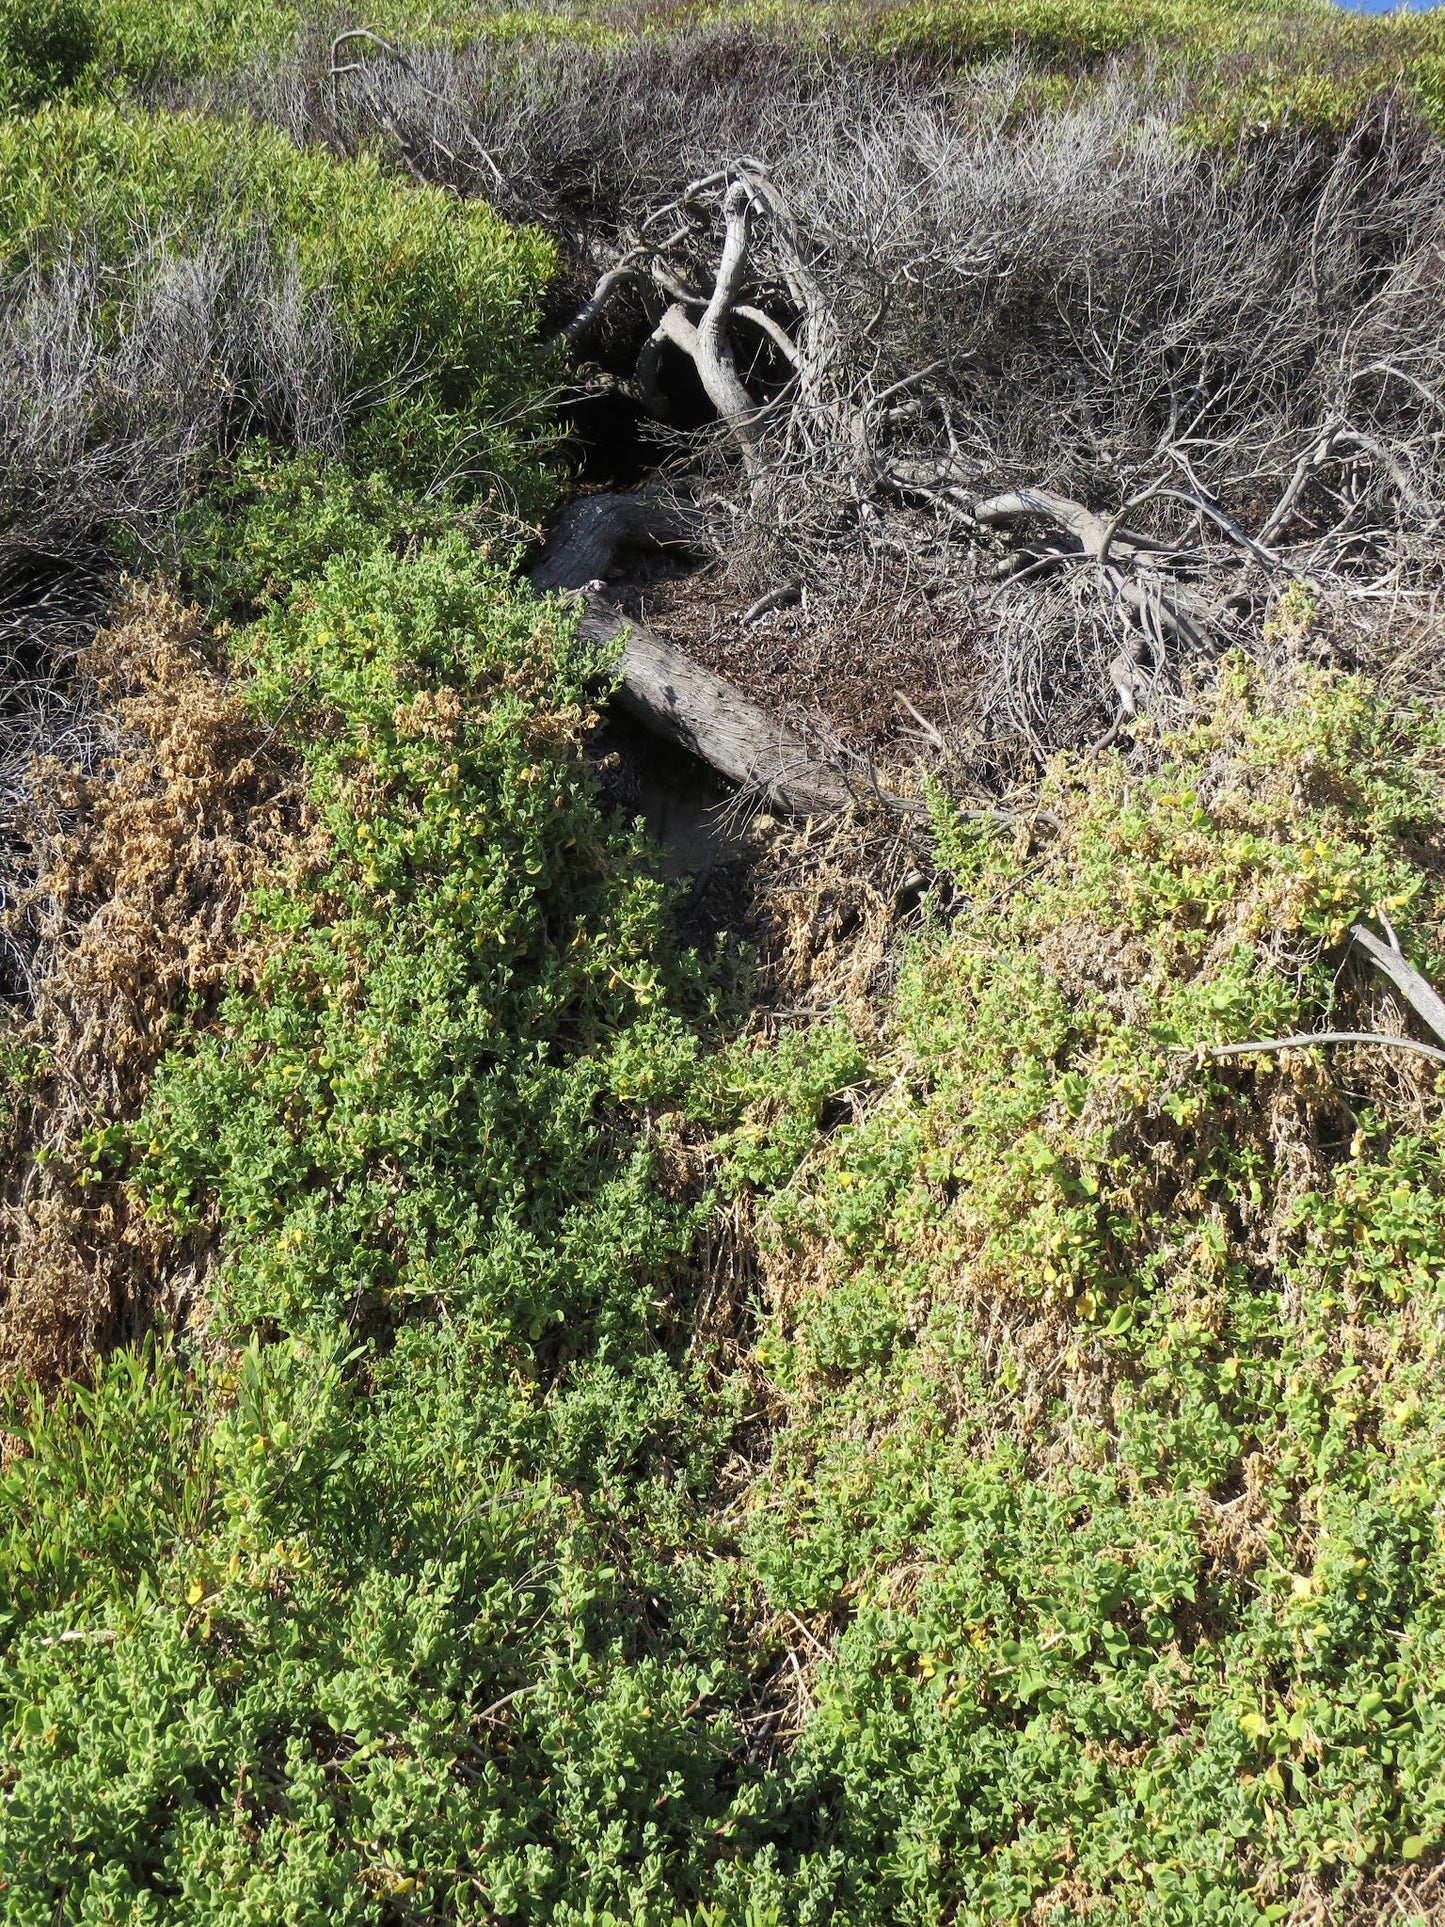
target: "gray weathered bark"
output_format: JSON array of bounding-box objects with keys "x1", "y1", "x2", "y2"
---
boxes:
[{"x1": 569, "y1": 589, "x2": 852, "y2": 816}]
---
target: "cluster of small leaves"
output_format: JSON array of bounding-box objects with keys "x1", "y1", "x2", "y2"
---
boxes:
[
  {"x1": 0, "y1": 1331, "x2": 743, "y2": 1925},
  {"x1": 137, "y1": 531, "x2": 714, "y2": 1345},
  {"x1": 7, "y1": 527, "x2": 1445, "y2": 1924},
  {"x1": 0, "y1": 526, "x2": 757, "y2": 1923},
  {"x1": 180, "y1": 448, "x2": 473, "y2": 621},
  {"x1": 726, "y1": 666, "x2": 1445, "y2": 1924}
]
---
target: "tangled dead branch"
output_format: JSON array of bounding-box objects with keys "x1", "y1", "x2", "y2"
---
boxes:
[
  {"x1": 199, "y1": 35, "x2": 1445, "y2": 762},
  {"x1": 558, "y1": 105, "x2": 1445, "y2": 754},
  {"x1": 1350, "y1": 915, "x2": 1445, "y2": 1046}
]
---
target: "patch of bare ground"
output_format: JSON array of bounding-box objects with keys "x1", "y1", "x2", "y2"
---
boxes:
[{"x1": 1290, "y1": 1864, "x2": 1445, "y2": 1925}]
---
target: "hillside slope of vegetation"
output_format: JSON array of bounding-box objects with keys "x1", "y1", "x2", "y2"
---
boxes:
[{"x1": 3, "y1": 4, "x2": 1445, "y2": 1925}]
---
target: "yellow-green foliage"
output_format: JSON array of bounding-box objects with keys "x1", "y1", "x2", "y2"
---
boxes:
[
  {"x1": 5, "y1": 0, "x2": 1445, "y2": 1917},
  {"x1": 847, "y1": 0, "x2": 1445, "y2": 136},
  {"x1": 0, "y1": 525, "x2": 742, "y2": 1926},
  {"x1": 857, "y1": 0, "x2": 1308, "y2": 64},
  {"x1": 13, "y1": 0, "x2": 1445, "y2": 139},
  {"x1": 6, "y1": 0, "x2": 555, "y2": 95},
  {"x1": 729, "y1": 665, "x2": 1445, "y2": 1922},
  {"x1": 0, "y1": 104, "x2": 558, "y2": 495},
  {"x1": 7, "y1": 612, "x2": 1445, "y2": 1923}
]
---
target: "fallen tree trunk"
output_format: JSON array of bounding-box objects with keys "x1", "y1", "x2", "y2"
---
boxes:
[
  {"x1": 531, "y1": 486, "x2": 855, "y2": 816},
  {"x1": 530, "y1": 486, "x2": 696, "y2": 593},
  {"x1": 569, "y1": 589, "x2": 853, "y2": 816}
]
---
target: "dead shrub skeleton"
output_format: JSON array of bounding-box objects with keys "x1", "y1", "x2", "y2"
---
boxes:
[
  {"x1": 563, "y1": 104, "x2": 1445, "y2": 758},
  {"x1": 307, "y1": 37, "x2": 1445, "y2": 764}
]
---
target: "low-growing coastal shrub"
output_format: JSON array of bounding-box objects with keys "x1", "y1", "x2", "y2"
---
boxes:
[
  {"x1": 12, "y1": 0, "x2": 1445, "y2": 142},
  {"x1": 179, "y1": 446, "x2": 481, "y2": 619},
  {"x1": 6, "y1": 2, "x2": 1445, "y2": 1918},
  {"x1": 0, "y1": 0, "x2": 542, "y2": 101},
  {"x1": 7, "y1": 634, "x2": 1445, "y2": 1922},
  {"x1": 723, "y1": 665, "x2": 1445, "y2": 1923},
  {"x1": 0, "y1": 532, "x2": 754, "y2": 1923},
  {"x1": 0, "y1": 104, "x2": 558, "y2": 501}
]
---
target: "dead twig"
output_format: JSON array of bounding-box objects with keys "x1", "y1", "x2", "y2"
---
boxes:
[
  {"x1": 1350, "y1": 918, "x2": 1445, "y2": 1046},
  {"x1": 1181, "y1": 1033, "x2": 1445, "y2": 1068}
]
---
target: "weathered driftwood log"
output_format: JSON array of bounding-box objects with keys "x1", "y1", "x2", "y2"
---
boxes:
[
  {"x1": 530, "y1": 486, "x2": 696, "y2": 594},
  {"x1": 532, "y1": 485, "x2": 853, "y2": 816},
  {"x1": 569, "y1": 589, "x2": 852, "y2": 816}
]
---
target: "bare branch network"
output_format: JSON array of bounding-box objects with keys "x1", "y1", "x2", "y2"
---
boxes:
[
  {"x1": 191, "y1": 34, "x2": 1445, "y2": 764},
  {"x1": 0, "y1": 30, "x2": 1432, "y2": 852},
  {"x1": 556, "y1": 126, "x2": 1445, "y2": 756}
]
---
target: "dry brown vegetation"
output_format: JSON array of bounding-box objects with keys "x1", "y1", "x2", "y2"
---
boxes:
[
  {"x1": 245, "y1": 33, "x2": 1445, "y2": 779},
  {"x1": 0, "y1": 579, "x2": 305, "y2": 1383}
]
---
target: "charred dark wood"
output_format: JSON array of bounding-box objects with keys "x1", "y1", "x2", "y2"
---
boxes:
[{"x1": 530, "y1": 486, "x2": 697, "y2": 593}]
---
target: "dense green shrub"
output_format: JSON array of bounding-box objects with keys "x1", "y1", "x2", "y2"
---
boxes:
[
  {"x1": 8, "y1": 604, "x2": 1445, "y2": 1922},
  {"x1": 179, "y1": 446, "x2": 477, "y2": 618},
  {"x1": 6, "y1": 0, "x2": 1445, "y2": 1915},
  {"x1": 847, "y1": 0, "x2": 1445, "y2": 135},
  {"x1": 6, "y1": 0, "x2": 1445, "y2": 142},
  {"x1": 0, "y1": 531, "x2": 753, "y2": 1923},
  {"x1": 16, "y1": 0, "x2": 1445, "y2": 140},
  {"x1": 3, "y1": 0, "x2": 523, "y2": 97},
  {"x1": 0, "y1": 1331, "x2": 739, "y2": 1924},
  {"x1": 0, "y1": 105, "x2": 558, "y2": 501},
  {"x1": 0, "y1": 0, "x2": 98, "y2": 112},
  {"x1": 137, "y1": 532, "x2": 712, "y2": 1344},
  {"x1": 856, "y1": 0, "x2": 1296, "y2": 65},
  {"x1": 726, "y1": 665, "x2": 1445, "y2": 1923}
]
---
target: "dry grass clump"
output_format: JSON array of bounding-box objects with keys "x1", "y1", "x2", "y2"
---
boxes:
[
  {"x1": 1289, "y1": 1862, "x2": 1445, "y2": 1925},
  {"x1": 737, "y1": 805, "x2": 930, "y2": 1030},
  {"x1": 0, "y1": 579, "x2": 305, "y2": 1384},
  {"x1": 0, "y1": 239, "x2": 344, "y2": 584},
  {"x1": 0, "y1": 235, "x2": 345, "y2": 1009}
]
